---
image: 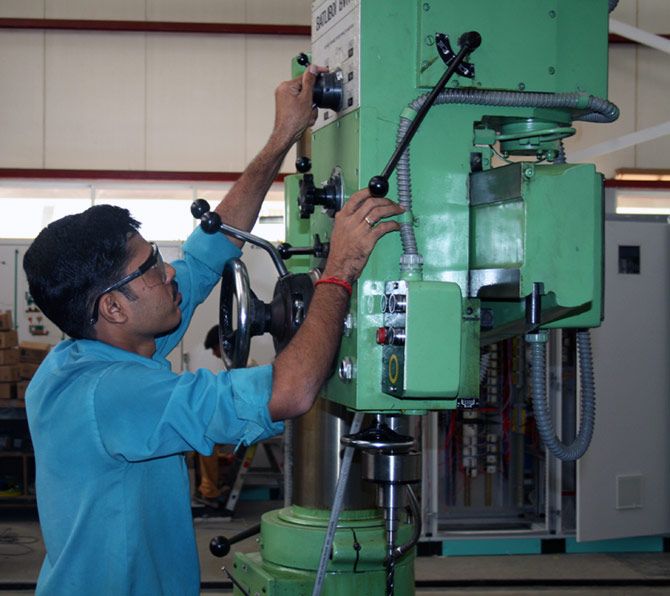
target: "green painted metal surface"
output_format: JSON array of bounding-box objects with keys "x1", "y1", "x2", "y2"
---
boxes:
[
  {"x1": 381, "y1": 280, "x2": 463, "y2": 398},
  {"x1": 231, "y1": 506, "x2": 415, "y2": 596},
  {"x1": 283, "y1": 0, "x2": 611, "y2": 412},
  {"x1": 417, "y1": 0, "x2": 609, "y2": 96}
]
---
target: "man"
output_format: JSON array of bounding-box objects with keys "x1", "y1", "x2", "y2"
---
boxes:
[{"x1": 23, "y1": 64, "x2": 403, "y2": 595}]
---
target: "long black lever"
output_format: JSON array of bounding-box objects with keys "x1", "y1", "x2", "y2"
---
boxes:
[{"x1": 368, "y1": 31, "x2": 482, "y2": 197}]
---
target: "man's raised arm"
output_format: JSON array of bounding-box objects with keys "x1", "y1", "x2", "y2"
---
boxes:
[
  {"x1": 213, "y1": 65, "x2": 326, "y2": 244},
  {"x1": 269, "y1": 190, "x2": 404, "y2": 421}
]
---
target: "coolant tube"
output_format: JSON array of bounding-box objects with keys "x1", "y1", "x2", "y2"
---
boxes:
[
  {"x1": 528, "y1": 330, "x2": 596, "y2": 461},
  {"x1": 394, "y1": 485, "x2": 422, "y2": 559}
]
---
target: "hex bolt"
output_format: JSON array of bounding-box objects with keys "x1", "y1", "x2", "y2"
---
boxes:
[
  {"x1": 343, "y1": 313, "x2": 354, "y2": 337},
  {"x1": 338, "y1": 357, "x2": 355, "y2": 383}
]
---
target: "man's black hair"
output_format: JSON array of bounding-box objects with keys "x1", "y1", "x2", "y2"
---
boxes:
[
  {"x1": 23, "y1": 205, "x2": 141, "y2": 340},
  {"x1": 204, "y1": 325, "x2": 219, "y2": 351}
]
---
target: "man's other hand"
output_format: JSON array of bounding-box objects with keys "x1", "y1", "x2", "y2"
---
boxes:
[{"x1": 323, "y1": 189, "x2": 405, "y2": 284}]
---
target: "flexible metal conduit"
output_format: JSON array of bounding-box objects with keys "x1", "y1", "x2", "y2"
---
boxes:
[
  {"x1": 529, "y1": 330, "x2": 596, "y2": 461},
  {"x1": 411, "y1": 89, "x2": 620, "y2": 124}
]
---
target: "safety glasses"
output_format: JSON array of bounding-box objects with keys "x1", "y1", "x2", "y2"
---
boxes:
[{"x1": 89, "y1": 242, "x2": 166, "y2": 325}]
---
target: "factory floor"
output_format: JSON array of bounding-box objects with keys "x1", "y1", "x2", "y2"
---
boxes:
[{"x1": 2, "y1": 502, "x2": 670, "y2": 595}]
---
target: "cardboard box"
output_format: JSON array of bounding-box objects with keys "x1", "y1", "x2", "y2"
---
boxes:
[
  {"x1": 0, "y1": 311, "x2": 12, "y2": 331},
  {"x1": 19, "y1": 362, "x2": 40, "y2": 379},
  {"x1": 0, "y1": 382, "x2": 17, "y2": 399},
  {"x1": 0, "y1": 330, "x2": 18, "y2": 349},
  {"x1": 0, "y1": 365, "x2": 20, "y2": 383},
  {"x1": 17, "y1": 380, "x2": 29, "y2": 400},
  {"x1": 0, "y1": 348, "x2": 19, "y2": 366},
  {"x1": 19, "y1": 341, "x2": 51, "y2": 364}
]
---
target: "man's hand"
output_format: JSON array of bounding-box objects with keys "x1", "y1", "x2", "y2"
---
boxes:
[
  {"x1": 322, "y1": 189, "x2": 405, "y2": 284},
  {"x1": 271, "y1": 64, "x2": 328, "y2": 149},
  {"x1": 213, "y1": 65, "x2": 327, "y2": 237}
]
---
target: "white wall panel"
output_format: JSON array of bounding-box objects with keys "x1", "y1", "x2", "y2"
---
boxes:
[
  {"x1": 611, "y1": 0, "x2": 637, "y2": 26},
  {"x1": 45, "y1": 0, "x2": 145, "y2": 20},
  {"x1": 146, "y1": 0, "x2": 245, "y2": 23},
  {"x1": 0, "y1": 0, "x2": 45, "y2": 18},
  {"x1": 245, "y1": 35, "x2": 307, "y2": 172},
  {"x1": 145, "y1": 34, "x2": 246, "y2": 171},
  {"x1": 246, "y1": 0, "x2": 311, "y2": 26},
  {"x1": 44, "y1": 31, "x2": 146, "y2": 169},
  {"x1": 634, "y1": 46, "x2": 670, "y2": 168},
  {"x1": 638, "y1": 0, "x2": 670, "y2": 32},
  {"x1": 565, "y1": 45, "x2": 637, "y2": 177},
  {"x1": 0, "y1": 31, "x2": 45, "y2": 168}
]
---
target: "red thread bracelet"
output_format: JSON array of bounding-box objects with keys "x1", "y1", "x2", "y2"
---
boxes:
[{"x1": 314, "y1": 276, "x2": 353, "y2": 296}]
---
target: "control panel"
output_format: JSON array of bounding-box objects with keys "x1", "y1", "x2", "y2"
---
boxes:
[
  {"x1": 311, "y1": 0, "x2": 361, "y2": 131},
  {"x1": 378, "y1": 280, "x2": 463, "y2": 399}
]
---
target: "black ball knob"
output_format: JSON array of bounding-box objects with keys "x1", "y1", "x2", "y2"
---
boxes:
[
  {"x1": 368, "y1": 176, "x2": 389, "y2": 198},
  {"x1": 297, "y1": 52, "x2": 310, "y2": 67},
  {"x1": 191, "y1": 198, "x2": 211, "y2": 219},
  {"x1": 295, "y1": 156, "x2": 312, "y2": 173},
  {"x1": 200, "y1": 211, "x2": 222, "y2": 235},
  {"x1": 209, "y1": 536, "x2": 231, "y2": 558}
]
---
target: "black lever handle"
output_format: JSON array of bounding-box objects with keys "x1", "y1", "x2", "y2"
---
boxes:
[
  {"x1": 277, "y1": 234, "x2": 329, "y2": 260},
  {"x1": 368, "y1": 31, "x2": 482, "y2": 197},
  {"x1": 210, "y1": 523, "x2": 262, "y2": 558},
  {"x1": 191, "y1": 199, "x2": 288, "y2": 277}
]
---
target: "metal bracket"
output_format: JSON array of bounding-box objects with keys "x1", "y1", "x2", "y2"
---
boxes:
[{"x1": 435, "y1": 32, "x2": 475, "y2": 79}]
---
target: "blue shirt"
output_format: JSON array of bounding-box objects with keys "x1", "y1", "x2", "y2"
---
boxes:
[{"x1": 25, "y1": 227, "x2": 284, "y2": 595}]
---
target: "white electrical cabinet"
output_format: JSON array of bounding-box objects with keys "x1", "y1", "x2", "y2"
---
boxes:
[{"x1": 421, "y1": 215, "x2": 670, "y2": 546}]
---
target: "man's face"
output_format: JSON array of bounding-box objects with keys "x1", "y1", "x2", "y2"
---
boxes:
[{"x1": 122, "y1": 235, "x2": 182, "y2": 337}]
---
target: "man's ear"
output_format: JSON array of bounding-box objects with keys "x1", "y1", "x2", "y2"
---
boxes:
[{"x1": 98, "y1": 292, "x2": 128, "y2": 325}]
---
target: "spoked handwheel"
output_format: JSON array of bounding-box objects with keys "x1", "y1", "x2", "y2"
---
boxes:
[
  {"x1": 218, "y1": 257, "x2": 319, "y2": 369},
  {"x1": 218, "y1": 258, "x2": 253, "y2": 370}
]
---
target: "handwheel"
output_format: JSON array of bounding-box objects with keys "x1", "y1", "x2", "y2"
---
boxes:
[
  {"x1": 218, "y1": 258, "x2": 253, "y2": 369},
  {"x1": 218, "y1": 259, "x2": 320, "y2": 369}
]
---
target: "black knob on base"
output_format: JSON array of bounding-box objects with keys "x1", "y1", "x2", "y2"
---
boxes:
[
  {"x1": 209, "y1": 536, "x2": 232, "y2": 558},
  {"x1": 368, "y1": 175, "x2": 389, "y2": 198}
]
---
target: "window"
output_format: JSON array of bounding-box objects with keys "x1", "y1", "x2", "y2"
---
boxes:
[
  {"x1": 615, "y1": 190, "x2": 670, "y2": 216},
  {"x1": 0, "y1": 182, "x2": 286, "y2": 242}
]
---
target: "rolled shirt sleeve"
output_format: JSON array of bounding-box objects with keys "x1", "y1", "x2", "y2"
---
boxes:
[{"x1": 93, "y1": 362, "x2": 284, "y2": 462}]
